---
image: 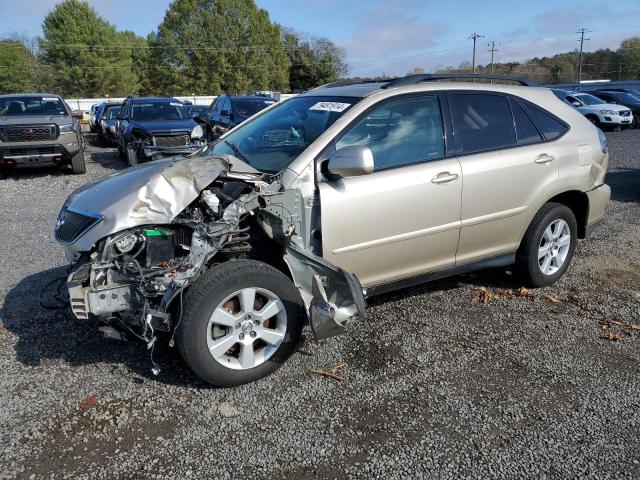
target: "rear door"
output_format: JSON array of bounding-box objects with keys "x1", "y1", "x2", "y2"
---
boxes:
[
  {"x1": 318, "y1": 94, "x2": 462, "y2": 288},
  {"x1": 448, "y1": 92, "x2": 562, "y2": 264}
]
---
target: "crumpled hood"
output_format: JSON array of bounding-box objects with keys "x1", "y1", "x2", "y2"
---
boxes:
[
  {"x1": 130, "y1": 119, "x2": 196, "y2": 133},
  {"x1": 60, "y1": 156, "x2": 231, "y2": 252}
]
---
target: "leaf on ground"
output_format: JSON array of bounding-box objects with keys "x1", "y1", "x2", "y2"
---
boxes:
[
  {"x1": 544, "y1": 294, "x2": 561, "y2": 304},
  {"x1": 515, "y1": 287, "x2": 535, "y2": 300},
  {"x1": 79, "y1": 394, "x2": 98, "y2": 410},
  {"x1": 607, "y1": 332, "x2": 621, "y2": 342},
  {"x1": 493, "y1": 288, "x2": 513, "y2": 298},
  {"x1": 471, "y1": 287, "x2": 491, "y2": 304}
]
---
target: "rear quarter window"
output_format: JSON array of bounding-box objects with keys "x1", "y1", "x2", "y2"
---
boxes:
[{"x1": 521, "y1": 100, "x2": 569, "y2": 141}]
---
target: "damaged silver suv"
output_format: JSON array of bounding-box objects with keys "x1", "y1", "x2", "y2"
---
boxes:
[{"x1": 55, "y1": 74, "x2": 610, "y2": 386}]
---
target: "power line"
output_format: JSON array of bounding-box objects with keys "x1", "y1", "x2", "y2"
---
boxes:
[{"x1": 468, "y1": 32, "x2": 485, "y2": 74}]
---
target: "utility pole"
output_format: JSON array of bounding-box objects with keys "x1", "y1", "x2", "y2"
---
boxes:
[
  {"x1": 469, "y1": 32, "x2": 485, "y2": 74},
  {"x1": 576, "y1": 28, "x2": 591, "y2": 83},
  {"x1": 488, "y1": 41, "x2": 499, "y2": 74}
]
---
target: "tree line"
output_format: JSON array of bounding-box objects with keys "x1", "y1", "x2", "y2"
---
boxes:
[
  {"x1": 0, "y1": 0, "x2": 347, "y2": 96},
  {"x1": 435, "y1": 37, "x2": 640, "y2": 84}
]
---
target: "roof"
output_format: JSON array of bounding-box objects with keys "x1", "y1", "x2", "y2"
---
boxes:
[
  {"x1": 299, "y1": 83, "x2": 387, "y2": 98},
  {"x1": 0, "y1": 93, "x2": 62, "y2": 99},
  {"x1": 221, "y1": 95, "x2": 276, "y2": 101},
  {"x1": 130, "y1": 96, "x2": 180, "y2": 103}
]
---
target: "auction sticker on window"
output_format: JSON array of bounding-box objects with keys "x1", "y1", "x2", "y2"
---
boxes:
[
  {"x1": 42, "y1": 97, "x2": 58, "y2": 101},
  {"x1": 309, "y1": 102, "x2": 351, "y2": 113}
]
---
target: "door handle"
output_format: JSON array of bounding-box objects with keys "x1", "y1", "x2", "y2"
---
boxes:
[
  {"x1": 431, "y1": 172, "x2": 459, "y2": 184},
  {"x1": 535, "y1": 154, "x2": 555, "y2": 164}
]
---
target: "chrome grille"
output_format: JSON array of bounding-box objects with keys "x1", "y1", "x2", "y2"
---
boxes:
[
  {"x1": 152, "y1": 134, "x2": 189, "y2": 147},
  {"x1": 55, "y1": 209, "x2": 102, "y2": 244},
  {"x1": 0, "y1": 125, "x2": 57, "y2": 142}
]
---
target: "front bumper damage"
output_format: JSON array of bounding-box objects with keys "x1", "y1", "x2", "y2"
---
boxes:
[{"x1": 57, "y1": 155, "x2": 365, "y2": 347}]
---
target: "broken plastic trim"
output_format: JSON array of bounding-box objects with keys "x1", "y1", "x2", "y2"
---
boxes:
[{"x1": 284, "y1": 244, "x2": 366, "y2": 341}]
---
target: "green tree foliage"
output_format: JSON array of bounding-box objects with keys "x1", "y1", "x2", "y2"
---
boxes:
[
  {"x1": 0, "y1": 40, "x2": 36, "y2": 94},
  {"x1": 618, "y1": 37, "x2": 640, "y2": 80},
  {"x1": 39, "y1": 0, "x2": 139, "y2": 96},
  {"x1": 151, "y1": 0, "x2": 290, "y2": 95},
  {"x1": 281, "y1": 28, "x2": 348, "y2": 91}
]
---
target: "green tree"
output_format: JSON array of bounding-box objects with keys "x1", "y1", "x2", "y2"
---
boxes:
[
  {"x1": 39, "y1": 0, "x2": 139, "y2": 96},
  {"x1": 151, "y1": 0, "x2": 290, "y2": 95},
  {"x1": 618, "y1": 37, "x2": 640, "y2": 80},
  {"x1": 0, "y1": 39, "x2": 36, "y2": 94}
]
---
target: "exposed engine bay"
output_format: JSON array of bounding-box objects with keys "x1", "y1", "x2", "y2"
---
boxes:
[{"x1": 58, "y1": 155, "x2": 365, "y2": 364}]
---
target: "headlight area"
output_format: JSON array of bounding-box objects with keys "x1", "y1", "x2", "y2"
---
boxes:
[{"x1": 67, "y1": 225, "x2": 195, "y2": 337}]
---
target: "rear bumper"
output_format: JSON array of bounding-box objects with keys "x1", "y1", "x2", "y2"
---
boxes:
[{"x1": 586, "y1": 183, "x2": 611, "y2": 230}]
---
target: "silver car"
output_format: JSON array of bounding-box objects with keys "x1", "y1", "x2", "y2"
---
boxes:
[{"x1": 54, "y1": 74, "x2": 610, "y2": 387}]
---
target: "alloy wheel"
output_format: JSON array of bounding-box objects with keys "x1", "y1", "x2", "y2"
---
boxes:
[
  {"x1": 538, "y1": 219, "x2": 571, "y2": 276},
  {"x1": 206, "y1": 287, "x2": 287, "y2": 370}
]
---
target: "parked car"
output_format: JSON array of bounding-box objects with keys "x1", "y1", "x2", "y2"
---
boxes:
[
  {"x1": 564, "y1": 92, "x2": 632, "y2": 129},
  {"x1": 591, "y1": 90, "x2": 640, "y2": 128},
  {"x1": 187, "y1": 104, "x2": 209, "y2": 117},
  {"x1": 88, "y1": 103, "x2": 99, "y2": 132},
  {"x1": 54, "y1": 74, "x2": 610, "y2": 387},
  {"x1": 0, "y1": 93, "x2": 85, "y2": 174},
  {"x1": 98, "y1": 104, "x2": 121, "y2": 145},
  {"x1": 115, "y1": 96, "x2": 205, "y2": 165},
  {"x1": 207, "y1": 95, "x2": 276, "y2": 138}
]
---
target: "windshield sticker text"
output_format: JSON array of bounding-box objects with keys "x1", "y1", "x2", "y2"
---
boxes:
[{"x1": 309, "y1": 102, "x2": 351, "y2": 113}]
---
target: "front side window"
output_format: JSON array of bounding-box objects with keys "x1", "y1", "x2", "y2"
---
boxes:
[
  {"x1": 0, "y1": 96, "x2": 69, "y2": 116},
  {"x1": 336, "y1": 95, "x2": 445, "y2": 171},
  {"x1": 449, "y1": 93, "x2": 516, "y2": 154},
  {"x1": 131, "y1": 101, "x2": 189, "y2": 121},
  {"x1": 576, "y1": 94, "x2": 604, "y2": 106},
  {"x1": 203, "y1": 96, "x2": 357, "y2": 174},
  {"x1": 233, "y1": 99, "x2": 276, "y2": 117}
]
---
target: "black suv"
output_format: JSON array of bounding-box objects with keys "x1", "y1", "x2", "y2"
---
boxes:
[
  {"x1": 115, "y1": 96, "x2": 205, "y2": 165},
  {"x1": 207, "y1": 95, "x2": 275, "y2": 138},
  {"x1": 592, "y1": 90, "x2": 640, "y2": 128}
]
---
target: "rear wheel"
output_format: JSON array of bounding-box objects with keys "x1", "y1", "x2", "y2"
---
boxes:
[
  {"x1": 516, "y1": 203, "x2": 577, "y2": 287},
  {"x1": 586, "y1": 114, "x2": 600, "y2": 128},
  {"x1": 70, "y1": 148, "x2": 86, "y2": 174},
  {"x1": 177, "y1": 260, "x2": 304, "y2": 387}
]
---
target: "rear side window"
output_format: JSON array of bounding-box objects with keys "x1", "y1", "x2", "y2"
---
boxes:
[
  {"x1": 510, "y1": 99, "x2": 543, "y2": 145},
  {"x1": 449, "y1": 93, "x2": 516, "y2": 154},
  {"x1": 522, "y1": 101, "x2": 569, "y2": 141}
]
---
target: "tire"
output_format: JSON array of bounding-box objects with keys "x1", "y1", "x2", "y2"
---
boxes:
[
  {"x1": 70, "y1": 148, "x2": 86, "y2": 174},
  {"x1": 176, "y1": 260, "x2": 304, "y2": 387},
  {"x1": 516, "y1": 202, "x2": 577, "y2": 288},
  {"x1": 126, "y1": 143, "x2": 139, "y2": 166},
  {"x1": 118, "y1": 140, "x2": 126, "y2": 160},
  {"x1": 586, "y1": 115, "x2": 600, "y2": 128}
]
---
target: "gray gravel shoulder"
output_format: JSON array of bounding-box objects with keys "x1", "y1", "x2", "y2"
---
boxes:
[{"x1": 0, "y1": 130, "x2": 639, "y2": 479}]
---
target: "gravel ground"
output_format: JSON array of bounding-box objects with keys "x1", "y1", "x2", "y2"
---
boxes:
[{"x1": 0, "y1": 130, "x2": 639, "y2": 480}]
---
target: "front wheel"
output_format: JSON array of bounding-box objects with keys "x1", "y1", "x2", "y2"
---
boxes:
[
  {"x1": 126, "y1": 143, "x2": 139, "y2": 166},
  {"x1": 177, "y1": 260, "x2": 304, "y2": 387},
  {"x1": 70, "y1": 148, "x2": 86, "y2": 174},
  {"x1": 516, "y1": 203, "x2": 577, "y2": 287}
]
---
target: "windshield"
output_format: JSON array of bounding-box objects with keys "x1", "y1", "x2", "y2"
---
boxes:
[
  {"x1": 0, "y1": 96, "x2": 68, "y2": 116},
  {"x1": 104, "y1": 106, "x2": 119, "y2": 120},
  {"x1": 233, "y1": 98, "x2": 276, "y2": 117},
  {"x1": 189, "y1": 105, "x2": 209, "y2": 115},
  {"x1": 203, "y1": 96, "x2": 357, "y2": 174},
  {"x1": 612, "y1": 92, "x2": 640, "y2": 104},
  {"x1": 577, "y1": 94, "x2": 605, "y2": 106},
  {"x1": 131, "y1": 101, "x2": 189, "y2": 121}
]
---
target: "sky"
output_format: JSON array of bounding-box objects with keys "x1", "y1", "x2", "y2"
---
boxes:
[{"x1": 1, "y1": 0, "x2": 640, "y2": 77}]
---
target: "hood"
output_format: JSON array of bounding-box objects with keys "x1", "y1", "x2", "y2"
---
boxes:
[
  {"x1": 0, "y1": 115, "x2": 73, "y2": 126},
  {"x1": 589, "y1": 103, "x2": 631, "y2": 113},
  {"x1": 130, "y1": 118, "x2": 196, "y2": 133},
  {"x1": 60, "y1": 156, "x2": 231, "y2": 252}
]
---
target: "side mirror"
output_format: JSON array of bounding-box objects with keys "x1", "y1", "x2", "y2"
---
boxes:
[
  {"x1": 327, "y1": 145, "x2": 374, "y2": 178},
  {"x1": 571, "y1": 101, "x2": 581, "y2": 107},
  {"x1": 116, "y1": 113, "x2": 127, "y2": 120}
]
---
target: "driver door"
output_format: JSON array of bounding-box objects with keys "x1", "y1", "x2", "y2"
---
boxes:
[{"x1": 318, "y1": 94, "x2": 462, "y2": 288}]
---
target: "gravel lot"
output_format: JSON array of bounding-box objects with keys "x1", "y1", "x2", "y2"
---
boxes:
[{"x1": 1, "y1": 130, "x2": 639, "y2": 479}]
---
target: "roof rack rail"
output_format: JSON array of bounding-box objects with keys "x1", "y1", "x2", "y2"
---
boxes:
[
  {"x1": 310, "y1": 77, "x2": 398, "y2": 91},
  {"x1": 381, "y1": 74, "x2": 538, "y2": 89}
]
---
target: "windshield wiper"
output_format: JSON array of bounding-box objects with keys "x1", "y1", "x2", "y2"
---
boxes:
[{"x1": 224, "y1": 140, "x2": 250, "y2": 164}]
